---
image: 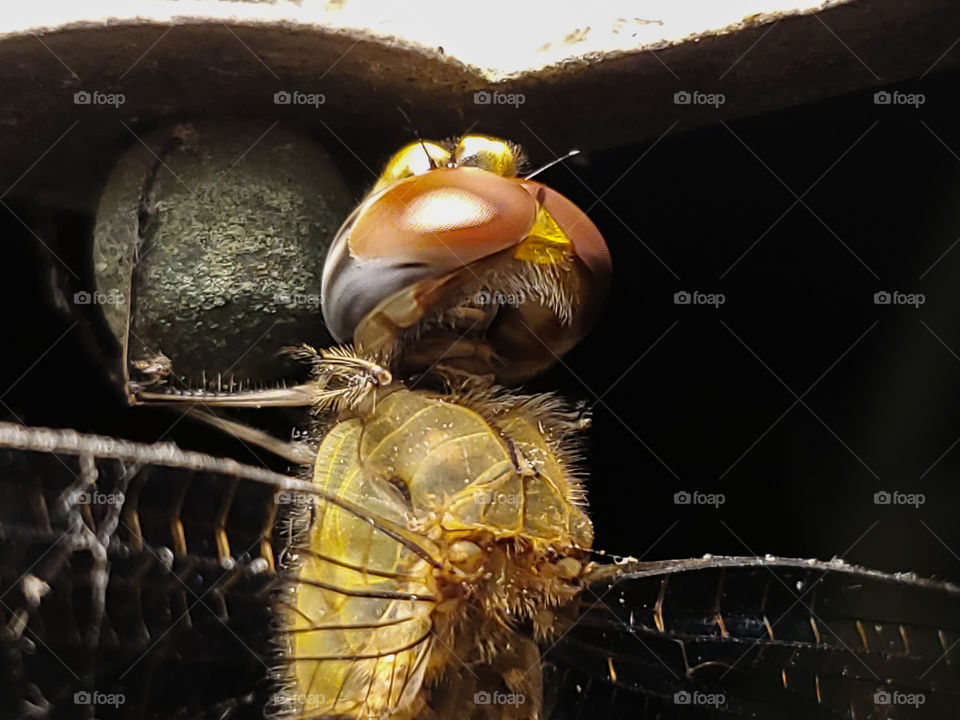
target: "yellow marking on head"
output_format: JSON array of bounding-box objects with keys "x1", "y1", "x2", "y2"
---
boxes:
[
  {"x1": 454, "y1": 134, "x2": 521, "y2": 177},
  {"x1": 514, "y1": 203, "x2": 573, "y2": 265},
  {"x1": 371, "y1": 140, "x2": 452, "y2": 195}
]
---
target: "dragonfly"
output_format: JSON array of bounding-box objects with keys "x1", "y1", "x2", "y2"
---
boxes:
[{"x1": 0, "y1": 135, "x2": 958, "y2": 720}]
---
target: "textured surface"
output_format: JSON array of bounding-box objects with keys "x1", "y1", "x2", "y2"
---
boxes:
[{"x1": 93, "y1": 121, "x2": 350, "y2": 391}]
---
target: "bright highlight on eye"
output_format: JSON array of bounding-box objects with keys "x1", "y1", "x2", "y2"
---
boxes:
[{"x1": 399, "y1": 188, "x2": 497, "y2": 233}]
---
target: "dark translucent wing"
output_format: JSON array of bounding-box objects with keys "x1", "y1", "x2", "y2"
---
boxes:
[
  {"x1": 543, "y1": 556, "x2": 960, "y2": 720},
  {"x1": 0, "y1": 423, "x2": 303, "y2": 720}
]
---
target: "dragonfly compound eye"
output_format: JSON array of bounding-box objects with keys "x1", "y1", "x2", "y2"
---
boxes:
[{"x1": 321, "y1": 136, "x2": 611, "y2": 383}]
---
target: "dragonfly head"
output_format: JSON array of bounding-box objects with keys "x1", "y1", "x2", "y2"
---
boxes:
[{"x1": 321, "y1": 135, "x2": 611, "y2": 384}]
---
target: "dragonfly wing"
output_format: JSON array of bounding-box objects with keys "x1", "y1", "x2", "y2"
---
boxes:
[
  {"x1": 0, "y1": 422, "x2": 291, "y2": 719},
  {"x1": 543, "y1": 556, "x2": 960, "y2": 719}
]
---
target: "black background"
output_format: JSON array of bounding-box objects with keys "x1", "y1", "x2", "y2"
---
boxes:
[{"x1": 538, "y1": 70, "x2": 960, "y2": 584}]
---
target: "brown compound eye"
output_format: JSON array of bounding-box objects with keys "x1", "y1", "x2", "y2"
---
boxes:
[
  {"x1": 464, "y1": 180, "x2": 611, "y2": 383},
  {"x1": 321, "y1": 166, "x2": 537, "y2": 343},
  {"x1": 519, "y1": 180, "x2": 612, "y2": 295},
  {"x1": 350, "y1": 167, "x2": 536, "y2": 271}
]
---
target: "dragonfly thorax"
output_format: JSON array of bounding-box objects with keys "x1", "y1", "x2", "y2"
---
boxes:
[{"x1": 283, "y1": 378, "x2": 594, "y2": 718}]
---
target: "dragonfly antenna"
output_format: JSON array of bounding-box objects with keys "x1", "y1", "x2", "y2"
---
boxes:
[
  {"x1": 524, "y1": 149, "x2": 580, "y2": 180},
  {"x1": 397, "y1": 106, "x2": 438, "y2": 170}
]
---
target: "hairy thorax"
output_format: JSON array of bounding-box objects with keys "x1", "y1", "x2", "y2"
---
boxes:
[{"x1": 280, "y1": 383, "x2": 593, "y2": 719}]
